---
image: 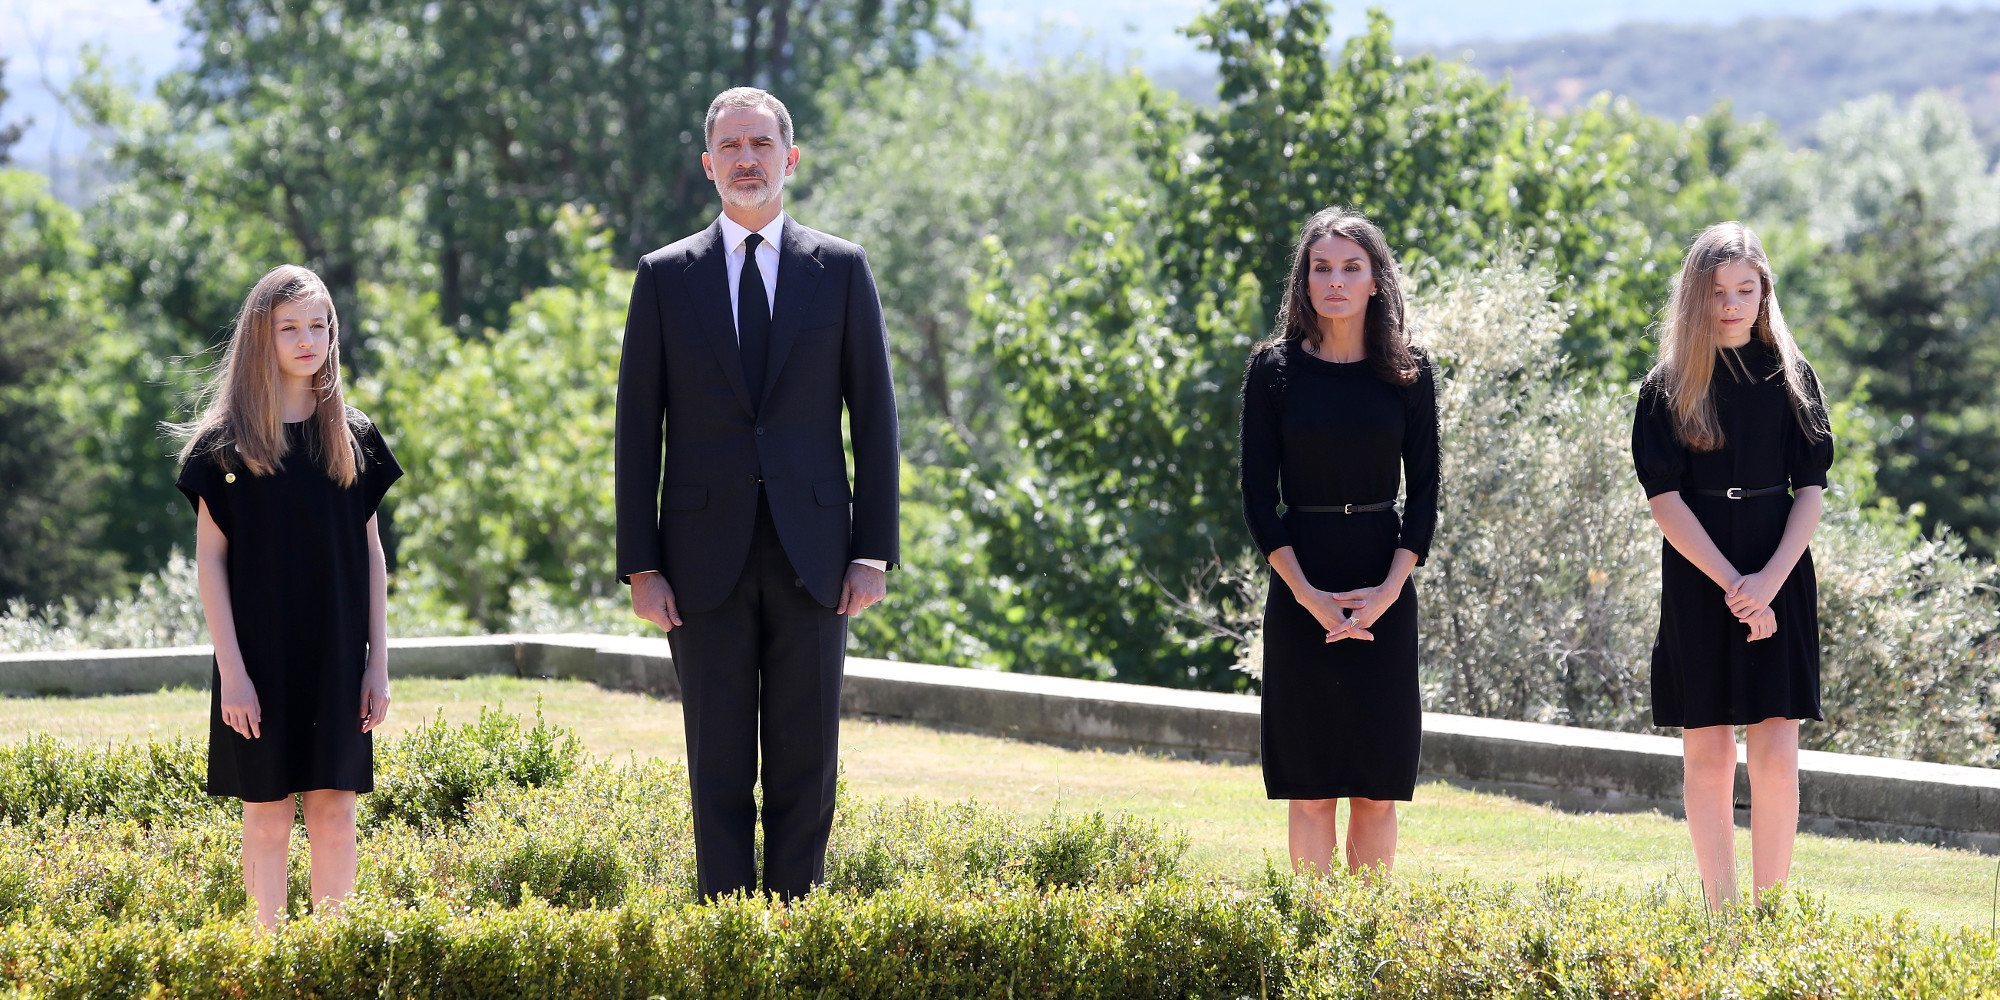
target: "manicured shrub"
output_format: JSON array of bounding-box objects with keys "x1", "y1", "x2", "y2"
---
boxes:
[
  {"x1": 1269, "y1": 872, "x2": 2000, "y2": 998},
  {"x1": 362, "y1": 705, "x2": 587, "y2": 829},
  {"x1": 6, "y1": 877, "x2": 1997, "y2": 998},
  {"x1": 0, "y1": 734, "x2": 216, "y2": 826},
  {"x1": 0, "y1": 717, "x2": 1189, "y2": 931},
  {"x1": 824, "y1": 798, "x2": 1187, "y2": 897}
]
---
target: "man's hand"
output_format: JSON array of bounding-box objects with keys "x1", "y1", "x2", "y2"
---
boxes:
[
  {"x1": 838, "y1": 563, "x2": 887, "y2": 616},
  {"x1": 631, "y1": 571, "x2": 683, "y2": 632}
]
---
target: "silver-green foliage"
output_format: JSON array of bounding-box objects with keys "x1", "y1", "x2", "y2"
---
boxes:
[
  {"x1": 0, "y1": 556, "x2": 208, "y2": 653},
  {"x1": 1413, "y1": 256, "x2": 1658, "y2": 731},
  {"x1": 0, "y1": 553, "x2": 644, "y2": 653},
  {"x1": 1735, "y1": 92, "x2": 2000, "y2": 255}
]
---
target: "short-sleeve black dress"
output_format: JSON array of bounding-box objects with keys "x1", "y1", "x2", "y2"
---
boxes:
[
  {"x1": 1240, "y1": 341, "x2": 1441, "y2": 801},
  {"x1": 176, "y1": 413, "x2": 402, "y2": 802},
  {"x1": 1631, "y1": 339, "x2": 1833, "y2": 729}
]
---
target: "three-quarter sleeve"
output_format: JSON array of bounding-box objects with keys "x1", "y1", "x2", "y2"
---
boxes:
[
  {"x1": 355, "y1": 421, "x2": 404, "y2": 517},
  {"x1": 1787, "y1": 362, "x2": 1835, "y2": 491},
  {"x1": 175, "y1": 437, "x2": 234, "y2": 539},
  {"x1": 1631, "y1": 375, "x2": 1688, "y2": 499},
  {"x1": 1239, "y1": 346, "x2": 1292, "y2": 555},
  {"x1": 1398, "y1": 349, "x2": 1441, "y2": 564}
]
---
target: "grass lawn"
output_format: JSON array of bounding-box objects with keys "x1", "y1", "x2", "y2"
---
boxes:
[{"x1": 4, "y1": 674, "x2": 1994, "y2": 929}]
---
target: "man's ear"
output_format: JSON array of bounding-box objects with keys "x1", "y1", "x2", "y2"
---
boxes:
[{"x1": 702, "y1": 151, "x2": 716, "y2": 180}]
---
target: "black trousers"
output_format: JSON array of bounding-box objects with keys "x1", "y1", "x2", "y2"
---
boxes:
[{"x1": 666, "y1": 489, "x2": 847, "y2": 900}]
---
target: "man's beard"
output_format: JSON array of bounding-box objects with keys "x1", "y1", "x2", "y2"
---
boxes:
[{"x1": 720, "y1": 172, "x2": 782, "y2": 209}]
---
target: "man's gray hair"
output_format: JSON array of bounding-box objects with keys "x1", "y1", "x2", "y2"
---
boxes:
[{"x1": 704, "y1": 87, "x2": 795, "y2": 149}]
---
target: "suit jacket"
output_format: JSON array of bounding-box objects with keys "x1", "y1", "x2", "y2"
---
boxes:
[{"x1": 615, "y1": 217, "x2": 900, "y2": 613}]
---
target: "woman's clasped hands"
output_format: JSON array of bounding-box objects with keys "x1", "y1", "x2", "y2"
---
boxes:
[{"x1": 1298, "y1": 584, "x2": 1398, "y2": 643}]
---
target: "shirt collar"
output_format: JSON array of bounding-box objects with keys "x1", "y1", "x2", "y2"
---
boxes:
[{"x1": 718, "y1": 211, "x2": 786, "y2": 255}]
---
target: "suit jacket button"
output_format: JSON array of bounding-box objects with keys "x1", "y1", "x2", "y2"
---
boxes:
[{"x1": 756, "y1": 426, "x2": 765, "y2": 436}]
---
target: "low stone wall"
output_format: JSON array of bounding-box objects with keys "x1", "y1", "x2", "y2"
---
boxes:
[{"x1": 5, "y1": 635, "x2": 1995, "y2": 853}]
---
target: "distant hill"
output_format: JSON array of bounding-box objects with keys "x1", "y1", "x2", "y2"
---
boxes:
[{"x1": 1434, "y1": 6, "x2": 2000, "y2": 148}]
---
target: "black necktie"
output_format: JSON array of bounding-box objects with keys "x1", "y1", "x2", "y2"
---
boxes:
[{"x1": 737, "y1": 232, "x2": 771, "y2": 405}]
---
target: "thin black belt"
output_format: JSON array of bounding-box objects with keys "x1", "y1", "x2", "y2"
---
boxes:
[
  {"x1": 1290, "y1": 501, "x2": 1396, "y2": 514},
  {"x1": 1691, "y1": 484, "x2": 1789, "y2": 499}
]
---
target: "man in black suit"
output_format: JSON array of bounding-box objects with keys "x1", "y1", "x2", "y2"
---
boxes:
[{"x1": 615, "y1": 86, "x2": 899, "y2": 900}]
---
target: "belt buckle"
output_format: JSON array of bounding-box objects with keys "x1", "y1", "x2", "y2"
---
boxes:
[
  {"x1": 1726, "y1": 487, "x2": 1744, "y2": 500},
  {"x1": 1342, "y1": 502, "x2": 1355, "y2": 514}
]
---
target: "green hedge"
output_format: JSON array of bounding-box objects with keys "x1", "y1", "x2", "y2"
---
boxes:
[
  {"x1": 0, "y1": 713, "x2": 1188, "y2": 931},
  {"x1": 0, "y1": 708, "x2": 587, "y2": 830},
  {"x1": 4, "y1": 711, "x2": 1995, "y2": 997},
  {"x1": 0, "y1": 886, "x2": 1284, "y2": 999},
  {"x1": 3, "y1": 879, "x2": 1995, "y2": 998}
]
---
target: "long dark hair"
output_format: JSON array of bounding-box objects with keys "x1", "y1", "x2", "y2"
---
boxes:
[{"x1": 1267, "y1": 207, "x2": 1417, "y2": 386}]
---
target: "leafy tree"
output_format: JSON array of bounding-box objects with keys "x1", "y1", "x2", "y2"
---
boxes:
[
  {"x1": 1833, "y1": 193, "x2": 2000, "y2": 550},
  {"x1": 0, "y1": 59, "x2": 26, "y2": 164},
  {"x1": 791, "y1": 55, "x2": 1151, "y2": 667},
  {"x1": 55, "y1": 1, "x2": 967, "y2": 585},
  {"x1": 960, "y1": 0, "x2": 1752, "y2": 686},
  {"x1": 130, "y1": 0, "x2": 971, "y2": 333},
  {"x1": 352, "y1": 206, "x2": 625, "y2": 628},
  {"x1": 796, "y1": 54, "x2": 1148, "y2": 466},
  {"x1": 0, "y1": 171, "x2": 121, "y2": 604},
  {"x1": 1737, "y1": 92, "x2": 2000, "y2": 550},
  {"x1": 1143, "y1": 3, "x2": 1756, "y2": 376}
]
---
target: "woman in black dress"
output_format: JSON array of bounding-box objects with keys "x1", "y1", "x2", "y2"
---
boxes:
[
  {"x1": 173, "y1": 265, "x2": 402, "y2": 927},
  {"x1": 1239, "y1": 208, "x2": 1440, "y2": 876},
  {"x1": 1632, "y1": 222, "x2": 1832, "y2": 910}
]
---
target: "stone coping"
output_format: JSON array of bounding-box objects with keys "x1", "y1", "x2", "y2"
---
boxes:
[{"x1": 4, "y1": 635, "x2": 1994, "y2": 853}]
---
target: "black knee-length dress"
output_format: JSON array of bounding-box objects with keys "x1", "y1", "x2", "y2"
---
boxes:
[
  {"x1": 1240, "y1": 341, "x2": 1441, "y2": 801},
  {"x1": 1631, "y1": 339, "x2": 1833, "y2": 729},
  {"x1": 176, "y1": 413, "x2": 402, "y2": 802}
]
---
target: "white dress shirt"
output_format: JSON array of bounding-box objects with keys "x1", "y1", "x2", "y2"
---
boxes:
[
  {"x1": 718, "y1": 211, "x2": 784, "y2": 340},
  {"x1": 713, "y1": 212, "x2": 886, "y2": 575}
]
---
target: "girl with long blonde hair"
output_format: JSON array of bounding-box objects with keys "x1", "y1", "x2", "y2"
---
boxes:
[
  {"x1": 1632, "y1": 222, "x2": 1833, "y2": 910},
  {"x1": 171, "y1": 264, "x2": 403, "y2": 927}
]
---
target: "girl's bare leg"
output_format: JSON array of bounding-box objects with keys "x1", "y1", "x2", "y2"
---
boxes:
[
  {"x1": 1745, "y1": 717, "x2": 1801, "y2": 901},
  {"x1": 1682, "y1": 725, "x2": 1741, "y2": 909},
  {"x1": 300, "y1": 789, "x2": 359, "y2": 915},
  {"x1": 242, "y1": 796, "x2": 296, "y2": 928}
]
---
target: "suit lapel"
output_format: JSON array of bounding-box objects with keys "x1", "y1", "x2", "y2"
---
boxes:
[
  {"x1": 761, "y1": 220, "x2": 825, "y2": 411},
  {"x1": 682, "y1": 221, "x2": 755, "y2": 417}
]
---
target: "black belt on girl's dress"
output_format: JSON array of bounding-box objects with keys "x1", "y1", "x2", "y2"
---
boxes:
[
  {"x1": 1691, "y1": 484, "x2": 1789, "y2": 499},
  {"x1": 1289, "y1": 500, "x2": 1396, "y2": 513}
]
